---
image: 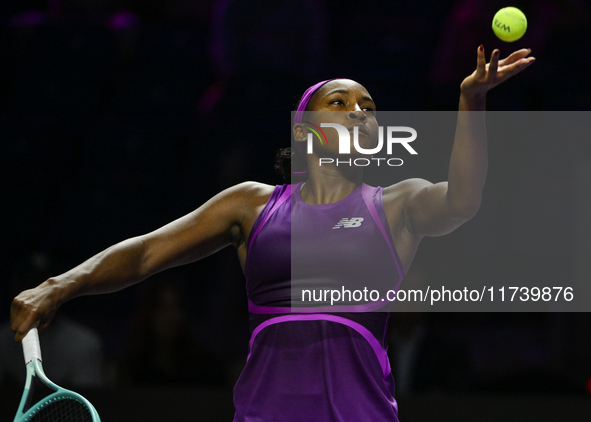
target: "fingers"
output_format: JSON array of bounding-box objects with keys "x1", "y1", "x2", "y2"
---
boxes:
[
  {"x1": 10, "y1": 299, "x2": 39, "y2": 342},
  {"x1": 463, "y1": 45, "x2": 535, "y2": 96},
  {"x1": 509, "y1": 57, "x2": 536, "y2": 76},
  {"x1": 498, "y1": 48, "x2": 532, "y2": 67},
  {"x1": 498, "y1": 54, "x2": 536, "y2": 82},
  {"x1": 10, "y1": 290, "x2": 47, "y2": 342},
  {"x1": 10, "y1": 283, "x2": 60, "y2": 342},
  {"x1": 475, "y1": 45, "x2": 486, "y2": 78},
  {"x1": 485, "y1": 47, "x2": 536, "y2": 83},
  {"x1": 488, "y1": 49, "x2": 500, "y2": 80},
  {"x1": 14, "y1": 316, "x2": 39, "y2": 342}
]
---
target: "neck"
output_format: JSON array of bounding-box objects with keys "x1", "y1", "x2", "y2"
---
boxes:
[{"x1": 300, "y1": 165, "x2": 363, "y2": 205}]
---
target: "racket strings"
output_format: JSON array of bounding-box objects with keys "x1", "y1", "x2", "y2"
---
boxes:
[{"x1": 28, "y1": 397, "x2": 93, "y2": 422}]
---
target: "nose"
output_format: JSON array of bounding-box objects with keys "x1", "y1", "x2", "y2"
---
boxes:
[{"x1": 347, "y1": 109, "x2": 366, "y2": 121}]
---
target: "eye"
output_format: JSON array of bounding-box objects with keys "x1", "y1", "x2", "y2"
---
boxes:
[{"x1": 330, "y1": 99, "x2": 345, "y2": 106}]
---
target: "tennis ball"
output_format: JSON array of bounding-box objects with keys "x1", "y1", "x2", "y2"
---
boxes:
[{"x1": 492, "y1": 7, "x2": 527, "y2": 42}]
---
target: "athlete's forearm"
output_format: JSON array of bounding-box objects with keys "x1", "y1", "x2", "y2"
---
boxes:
[
  {"x1": 446, "y1": 92, "x2": 488, "y2": 218},
  {"x1": 49, "y1": 237, "x2": 149, "y2": 303},
  {"x1": 10, "y1": 237, "x2": 150, "y2": 341}
]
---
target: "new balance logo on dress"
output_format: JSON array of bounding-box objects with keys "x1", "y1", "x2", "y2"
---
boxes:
[{"x1": 332, "y1": 218, "x2": 364, "y2": 229}]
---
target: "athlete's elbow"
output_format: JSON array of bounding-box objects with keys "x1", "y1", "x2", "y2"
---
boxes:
[
  {"x1": 445, "y1": 185, "x2": 484, "y2": 221},
  {"x1": 446, "y1": 191, "x2": 482, "y2": 220},
  {"x1": 452, "y1": 199, "x2": 481, "y2": 220}
]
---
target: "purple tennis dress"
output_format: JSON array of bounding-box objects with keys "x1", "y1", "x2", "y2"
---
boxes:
[{"x1": 234, "y1": 182, "x2": 405, "y2": 422}]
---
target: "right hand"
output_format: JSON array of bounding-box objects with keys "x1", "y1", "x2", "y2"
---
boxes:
[
  {"x1": 460, "y1": 46, "x2": 535, "y2": 99},
  {"x1": 10, "y1": 280, "x2": 62, "y2": 342}
]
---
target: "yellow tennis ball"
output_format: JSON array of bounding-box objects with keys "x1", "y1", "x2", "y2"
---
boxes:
[{"x1": 492, "y1": 7, "x2": 527, "y2": 42}]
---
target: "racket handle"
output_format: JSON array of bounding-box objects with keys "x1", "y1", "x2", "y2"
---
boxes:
[{"x1": 22, "y1": 327, "x2": 42, "y2": 364}]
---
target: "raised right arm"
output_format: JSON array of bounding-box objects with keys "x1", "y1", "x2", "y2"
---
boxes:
[{"x1": 10, "y1": 181, "x2": 274, "y2": 341}]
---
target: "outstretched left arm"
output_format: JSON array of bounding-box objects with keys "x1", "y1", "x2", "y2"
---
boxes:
[{"x1": 404, "y1": 46, "x2": 535, "y2": 237}]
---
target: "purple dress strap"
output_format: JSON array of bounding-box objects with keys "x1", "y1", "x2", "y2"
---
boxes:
[
  {"x1": 361, "y1": 184, "x2": 404, "y2": 280},
  {"x1": 247, "y1": 183, "x2": 295, "y2": 254}
]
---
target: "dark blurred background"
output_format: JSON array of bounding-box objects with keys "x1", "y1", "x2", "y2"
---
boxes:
[{"x1": 1, "y1": 0, "x2": 591, "y2": 421}]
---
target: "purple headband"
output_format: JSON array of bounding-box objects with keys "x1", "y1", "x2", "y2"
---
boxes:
[
  {"x1": 293, "y1": 78, "x2": 340, "y2": 125},
  {"x1": 292, "y1": 79, "x2": 343, "y2": 175}
]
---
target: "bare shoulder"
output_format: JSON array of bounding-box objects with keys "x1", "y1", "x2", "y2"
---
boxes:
[
  {"x1": 236, "y1": 181, "x2": 276, "y2": 197},
  {"x1": 224, "y1": 181, "x2": 276, "y2": 210},
  {"x1": 223, "y1": 181, "x2": 277, "y2": 265},
  {"x1": 198, "y1": 181, "x2": 276, "y2": 239},
  {"x1": 219, "y1": 180, "x2": 276, "y2": 235}
]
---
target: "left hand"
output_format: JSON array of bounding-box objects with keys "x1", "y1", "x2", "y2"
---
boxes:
[{"x1": 460, "y1": 46, "x2": 535, "y2": 98}]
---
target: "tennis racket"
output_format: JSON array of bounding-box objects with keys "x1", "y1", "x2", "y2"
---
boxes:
[{"x1": 13, "y1": 327, "x2": 101, "y2": 422}]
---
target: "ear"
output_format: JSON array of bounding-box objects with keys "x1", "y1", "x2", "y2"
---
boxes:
[{"x1": 293, "y1": 124, "x2": 308, "y2": 143}]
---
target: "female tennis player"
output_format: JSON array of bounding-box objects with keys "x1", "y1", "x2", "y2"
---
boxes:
[{"x1": 11, "y1": 46, "x2": 534, "y2": 421}]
